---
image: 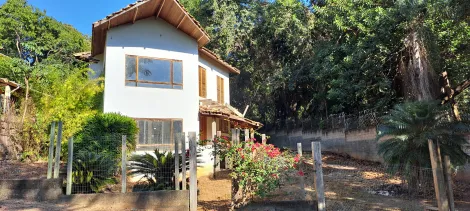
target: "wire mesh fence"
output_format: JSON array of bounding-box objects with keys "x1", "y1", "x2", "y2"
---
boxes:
[
  {"x1": 70, "y1": 134, "x2": 125, "y2": 194},
  {"x1": 66, "y1": 133, "x2": 192, "y2": 194}
]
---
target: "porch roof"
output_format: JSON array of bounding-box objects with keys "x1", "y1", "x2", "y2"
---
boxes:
[{"x1": 199, "y1": 99, "x2": 263, "y2": 129}]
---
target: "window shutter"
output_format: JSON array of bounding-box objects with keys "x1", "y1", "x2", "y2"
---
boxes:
[
  {"x1": 202, "y1": 68, "x2": 207, "y2": 97},
  {"x1": 199, "y1": 66, "x2": 207, "y2": 98},
  {"x1": 217, "y1": 76, "x2": 221, "y2": 103},
  {"x1": 220, "y1": 77, "x2": 224, "y2": 104},
  {"x1": 198, "y1": 67, "x2": 202, "y2": 97}
]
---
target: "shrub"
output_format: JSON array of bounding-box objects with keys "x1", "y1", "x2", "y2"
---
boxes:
[
  {"x1": 71, "y1": 150, "x2": 117, "y2": 193},
  {"x1": 377, "y1": 101, "x2": 470, "y2": 190},
  {"x1": 128, "y1": 149, "x2": 178, "y2": 191},
  {"x1": 75, "y1": 113, "x2": 138, "y2": 160}
]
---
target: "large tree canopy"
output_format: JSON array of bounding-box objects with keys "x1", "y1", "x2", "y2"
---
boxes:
[
  {"x1": 181, "y1": 0, "x2": 470, "y2": 124},
  {"x1": 0, "y1": 0, "x2": 100, "y2": 157}
]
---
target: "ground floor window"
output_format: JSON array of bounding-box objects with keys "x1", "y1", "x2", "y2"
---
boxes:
[{"x1": 135, "y1": 119, "x2": 183, "y2": 150}]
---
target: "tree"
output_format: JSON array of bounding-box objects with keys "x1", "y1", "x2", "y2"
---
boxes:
[
  {"x1": 376, "y1": 101, "x2": 469, "y2": 189},
  {"x1": 181, "y1": 0, "x2": 470, "y2": 125},
  {"x1": 0, "y1": 0, "x2": 95, "y2": 158}
]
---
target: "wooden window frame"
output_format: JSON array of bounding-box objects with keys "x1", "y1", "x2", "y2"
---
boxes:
[
  {"x1": 134, "y1": 118, "x2": 184, "y2": 147},
  {"x1": 198, "y1": 66, "x2": 207, "y2": 98},
  {"x1": 125, "y1": 55, "x2": 183, "y2": 89},
  {"x1": 217, "y1": 76, "x2": 225, "y2": 104}
]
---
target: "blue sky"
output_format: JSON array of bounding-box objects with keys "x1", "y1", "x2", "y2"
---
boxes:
[{"x1": 0, "y1": 0, "x2": 136, "y2": 35}]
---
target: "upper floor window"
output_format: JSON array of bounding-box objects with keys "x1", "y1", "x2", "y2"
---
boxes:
[{"x1": 125, "y1": 55, "x2": 183, "y2": 89}]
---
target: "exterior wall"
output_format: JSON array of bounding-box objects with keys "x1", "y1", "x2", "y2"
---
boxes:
[
  {"x1": 198, "y1": 57, "x2": 230, "y2": 105},
  {"x1": 268, "y1": 127, "x2": 383, "y2": 162},
  {"x1": 103, "y1": 17, "x2": 199, "y2": 137},
  {"x1": 89, "y1": 54, "x2": 104, "y2": 79}
]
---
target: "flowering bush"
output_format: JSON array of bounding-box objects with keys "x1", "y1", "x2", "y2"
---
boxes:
[{"x1": 227, "y1": 141, "x2": 298, "y2": 198}]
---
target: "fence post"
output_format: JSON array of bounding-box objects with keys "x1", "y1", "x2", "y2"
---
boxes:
[
  {"x1": 121, "y1": 135, "x2": 127, "y2": 193},
  {"x1": 428, "y1": 139, "x2": 449, "y2": 211},
  {"x1": 66, "y1": 136, "x2": 73, "y2": 195},
  {"x1": 297, "y1": 143, "x2": 306, "y2": 200},
  {"x1": 189, "y1": 132, "x2": 197, "y2": 211},
  {"x1": 312, "y1": 142, "x2": 325, "y2": 211},
  {"x1": 443, "y1": 155, "x2": 455, "y2": 211},
  {"x1": 181, "y1": 132, "x2": 187, "y2": 190},
  {"x1": 262, "y1": 134, "x2": 266, "y2": 145},
  {"x1": 244, "y1": 129, "x2": 249, "y2": 141},
  {"x1": 53, "y1": 121, "x2": 63, "y2": 178},
  {"x1": 175, "y1": 133, "x2": 180, "y2": 190},
  {"x1": 213, "y1": 131, "x2": 221, "y2": 178},
  {"x1": 47, "y1": 122, "x2": 56, "y2": 179}
]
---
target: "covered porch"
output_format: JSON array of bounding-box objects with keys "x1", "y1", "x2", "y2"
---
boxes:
[{"x1": 199, "y1": 99, "x2": 262, "y2": 142}]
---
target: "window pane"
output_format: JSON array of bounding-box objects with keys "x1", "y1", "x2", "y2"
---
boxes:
[
  {"x1": 125, "y1": 56, "x2": 137, "y2": 80},
  {"x1": 137, "y1": 83, "x2": 172, "y2": 89},
  {"x1": 150, "y1": 121, "x2": 163, "y2": 145},
  {"x1": 137, "y1": 120, "x2": 146, "y2": 144},
  {"x1": 173, "y1": 61, "x2": 183, "y2": 84},
  {"x1": 125, "y1": 81, "x2": 136, "y2": 87},
  {"x1": 173, "y1": 85, "x2": 183, "y2": 89},
  {"x1": 138, "y1": 58, "x2": 171, "y2": 83},
  {"x1": 172, "y1": 120, "x2": 183, "y2": 141},
  {"x1": 161, "y1": 121, "x2": 172, "y2": 144}
]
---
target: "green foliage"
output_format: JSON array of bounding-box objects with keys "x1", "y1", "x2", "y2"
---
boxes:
[
  {"x1": 75, "y1": 113, "x2": 138, "y2": 161},
  {"x1": 181, "y1": 0, "x2": 470, "y2": 124},
  {"x1": 128, "y1": 149, "x2": 177, "y2": 191},
  {"x1": 377, "y1": 101, "x2": 470, "y2": 173},
  {"x1": 0, "y1": 0, "x2": 93, "y2": 158},
  {"x1": 225, "y1": 141, "x2": 297, "y2": 201},
  {"x1": 71, "y1": 150, "x2": 117, "y2": 193}
]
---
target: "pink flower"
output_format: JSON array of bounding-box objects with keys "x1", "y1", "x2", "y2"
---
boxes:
[
  {"x1": 294, "y1": 154, "x2": 301, "y2": 163},
  {"x1": 298, "y1": 170, "x2": 305, "y2": 176}
]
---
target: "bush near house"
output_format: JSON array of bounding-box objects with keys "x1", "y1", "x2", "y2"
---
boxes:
[{"x1": 70, "y1": 113, "x2": 138, "y2": 193}]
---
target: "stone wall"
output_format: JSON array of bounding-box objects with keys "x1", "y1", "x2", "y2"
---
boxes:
[{"x1": 268, "y1": 127, "x2": 470, "y2": 182}]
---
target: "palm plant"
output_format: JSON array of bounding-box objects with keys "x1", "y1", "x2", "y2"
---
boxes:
[
  {"x1": 71, "y1": 150, "x2": 117, "y2": 193},
  {"x1": 128, "y1": 149, "x2": 178, "y2": 191},
  {"x1": 377, "y1": 101, "x2": 470, "y2": 190}
]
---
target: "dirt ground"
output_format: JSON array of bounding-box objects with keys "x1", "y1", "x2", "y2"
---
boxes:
[
  {"x1": 0, "y1": 160, "x2": 48, "y2": 179},
  {"x1": 196, "y1": 153, "x2": 470, "y2": 211},
  {"x1": 1, "y1": 154, "x2": 469, "y2": 211}
]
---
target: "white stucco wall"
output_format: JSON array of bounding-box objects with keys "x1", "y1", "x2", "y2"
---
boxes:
[
  {"x1": 102, "y1": 17, "x2": 200, "y2": 136},
  {"x1": 89, "y1": 54, "x2": 104, "y2": 79},
  {"x1": 198, "y1": 57, "x2": 231, "y2": 105}
]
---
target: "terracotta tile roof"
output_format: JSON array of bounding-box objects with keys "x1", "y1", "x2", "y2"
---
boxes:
[
  {"x1": 0, "y1": 78, "x2": 19, "y2": 88},
  {"x1": 73, "y1": 52, "x2": 99, "y2": 63},
  {"x1": 91, "y1": 0, "x2": 210, "y2": 56},
  {"x1": 199, "y1": 48, "x2": 241, "y2": 75},
  {"x1": 199, "y1": 99, "x2": 262, "y2": 129}
]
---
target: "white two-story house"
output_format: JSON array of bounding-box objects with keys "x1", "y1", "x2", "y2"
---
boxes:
[{"x1": 76, "y1": 0, "x2": 261, "y2": 151}]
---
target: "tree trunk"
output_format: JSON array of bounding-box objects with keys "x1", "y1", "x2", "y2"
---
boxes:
[{"x1": 21, "y1": 77, "x2": 29, "y2": 124}]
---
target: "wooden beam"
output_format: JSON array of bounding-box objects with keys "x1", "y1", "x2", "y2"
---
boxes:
[
  {"x1": 53, "y1": 121, "x2": 63, "y2": 179},
  {"x1": 177, "y1": 15, "x2": 186, "y2": 29},
  {"x1": 312, "y1": 142, "x2": 326, "y2": 211},
  {"x1": 443, "y1": 156, "x2": 455, "y2": 211},
  {"x1": 132, "y1": 7, "x2": 139, "y2": 24},
  {"x1": 66, "y1": 137, "x2": 73, "y2": 195},
  {"x1": 151, "y1": 0, "x2": 160, "y2": 14},
  {"x1": 197, "y1": 34, "x2": 205, "y2": 42},
  {"x1": 181, "y1": 132, "x2": 187, "y2": 190},
  {"x1": 189, "y1": 132, "x2": 198, "y2": 211},
  {"x1": 428, "y1": 139, "x2": 449, "y2": 211},
  {"x1": 157, "y1": 0, "x2": 166, "y2": 18},
  {"x1": 46, "y1": 122, "x2": 56, "y2": 179},
  {"x1": 107, "y1": 19, "x2": 111, "y2": 30},
  {"x1": 174, "y1": 133, "x2": 180, "y2": 190}
]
